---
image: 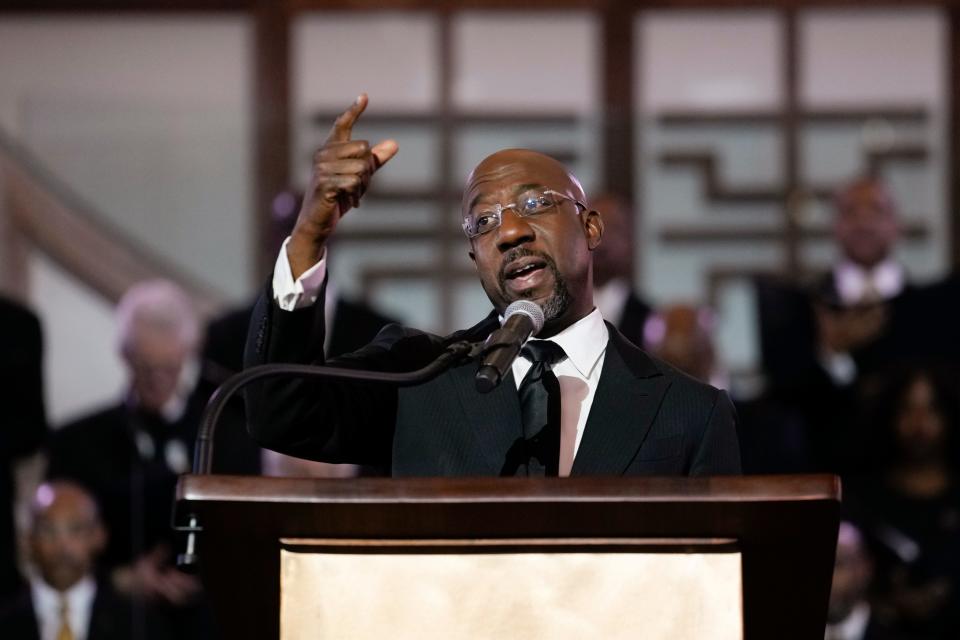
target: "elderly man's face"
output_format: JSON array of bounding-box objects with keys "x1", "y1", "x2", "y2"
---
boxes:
[
  {"x1": 464, "y1": 150, "x2": 602, "y2": 335},
  {"x1": 124, "y1": 325, "x2": 190, "y2": 413},
  {"x1": 833, "y1": 180, "x2": 899, "y2": 268},
  {"x1": 30, "y1": 484, "x2": 106, "y2": 592}
]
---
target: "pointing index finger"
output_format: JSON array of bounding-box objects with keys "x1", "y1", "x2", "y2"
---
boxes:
[{"x1": 325, "y1": 93, "x2": 368, "y2": 145}]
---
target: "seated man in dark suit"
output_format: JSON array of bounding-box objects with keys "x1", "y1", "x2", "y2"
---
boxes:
[
  {"x1": 246, "y1": 94, "x2": 740, "y2": 477},
  {"x1": 47, "y1": 280, "x2": 202, "y2": 608},
  {"x1": 0, "y1": 481, "x2": 171, "y2": 640}
]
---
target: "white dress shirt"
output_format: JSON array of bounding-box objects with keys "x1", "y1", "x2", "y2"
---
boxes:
[
  {"x1": 29, "y1": 573, "x2": 96, "y2": 640},
  {"x1": 834, "y1": 258, "x2": 904, "y2": 306},
  {"x1": 824, "y1": 602, "x2": 871, "y2": 640},
  {"x1": 512, "y1": 309, "x2": 608, "y2": 476},
  {"x1": 272, "y1": 241, "x2": 610, "y2": 476},
  {"x1": 819, "y1": 259, "x2": 905, "y2": 386}
]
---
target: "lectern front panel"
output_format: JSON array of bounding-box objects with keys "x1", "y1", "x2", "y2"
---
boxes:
[{"x1": 279, "y1": 538, "x2": 742, "y2": 640}]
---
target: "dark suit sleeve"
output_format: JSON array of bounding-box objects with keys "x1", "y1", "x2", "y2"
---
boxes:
[
  {"x1": 244, "y1": 282, "x2": 437, "y2": 467},
  {"x1": 689, "y1": 390, "x2": 741, "y2": 476}
]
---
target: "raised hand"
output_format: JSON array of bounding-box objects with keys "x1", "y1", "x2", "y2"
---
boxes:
[{"x1": 288, "y1": 93, "x2": 399, "y2": 279}]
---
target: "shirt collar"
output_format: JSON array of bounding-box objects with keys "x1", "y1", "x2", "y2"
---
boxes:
[
  {"x1": 835, "y1": 258, "x2": 904, "y2": 304},
  {"x1": 528, "y1": 307, "x2": 608, "y2": 379},
  {"x1": 29, "y1": 572, "x2": 96, "y2": 617},
  {"x1": 825, "y1": 602, "x2": 871, "y2": 640}
]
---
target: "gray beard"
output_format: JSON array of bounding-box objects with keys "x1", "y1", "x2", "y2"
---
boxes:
[
  {"x1": 498, "y1": 248, "x2": 571, "y2": 323},
  {"x1": 539, "y1": 267, "x2": 571, "y2": 322}
]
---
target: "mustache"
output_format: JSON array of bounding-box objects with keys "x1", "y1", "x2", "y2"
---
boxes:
[{"x1": 498, "y1": 247, "x2": 557, "y2": 283}]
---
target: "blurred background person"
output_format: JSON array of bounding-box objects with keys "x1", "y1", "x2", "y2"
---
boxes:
[
  {"x1": 45, "y1": 280, "x2": 207, "y2": 637},
  {"x1": 756, "y1": 176, "x2": 960, "y2": 475},
  {"x1": 812, "y1": 177, "x2": 904, "y2": 384},
  {"x1": 846, "y1": 367, "x2": 960, "y2": 638},
  {"x1": 0, "y1": 481, "x2": 173, "y2": 640},
  {"x1": 589, "y1": 192, "x2": 652, "y2": 348},
  {"x1": 825, "y1": 521, "x2": 898, "y2": 640},
  {"x1": 0, "y1": 296, "x2": 47, "y2": 601},
  {"x1": 641, "y1": 303, "x2": 722, "y2": 387}
]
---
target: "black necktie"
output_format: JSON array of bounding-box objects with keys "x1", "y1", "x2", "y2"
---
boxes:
[{"x1": 518, "y1": 340, "x2": 566, "y2": 476}]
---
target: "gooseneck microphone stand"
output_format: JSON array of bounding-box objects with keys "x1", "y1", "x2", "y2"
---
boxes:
[{"x1": 176, "y1": 339, "x2": 482, "y2": 569}]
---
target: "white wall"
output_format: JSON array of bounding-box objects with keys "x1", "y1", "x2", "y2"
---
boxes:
[{"x1": 0, "y1": 16, "x2": 253, "y2": 424}]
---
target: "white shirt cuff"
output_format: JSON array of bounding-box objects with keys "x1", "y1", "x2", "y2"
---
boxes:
[{"x1": 272, "y1": 236, "x2": 327, "y2": 311}]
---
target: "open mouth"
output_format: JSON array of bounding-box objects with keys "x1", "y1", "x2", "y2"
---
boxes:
[
  {"x1": 502, "y1": 255, "x2": 551, "y2": 292},
  {"x1": 504, "y1": 257, "x2": 546, "y2": 279}
]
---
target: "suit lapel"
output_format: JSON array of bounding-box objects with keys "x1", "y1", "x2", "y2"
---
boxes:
[
  {"x1": 570, "y1": 324, "x2": 671, "y2": 476},
  {"x1": 449, "y1": 362, "x2": 525, "y2": 474},
  {"x1": 446, "y1": 312, "x2": 525, "y2": 474}
]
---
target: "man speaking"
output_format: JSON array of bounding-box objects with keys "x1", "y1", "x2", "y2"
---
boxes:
[{"x1": 244, "y1": 94, "x2": 740, "y2": 477}]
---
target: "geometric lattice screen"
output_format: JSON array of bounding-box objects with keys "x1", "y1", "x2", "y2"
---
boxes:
[
  {"x1": 639, "y1": 8, "x2": 947, "y2": 377},
  {"x1": 293, "y1": 8, "x2": 948, "y2": 383}
]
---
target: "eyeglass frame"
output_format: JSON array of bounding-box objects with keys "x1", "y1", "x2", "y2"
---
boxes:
[{"x1": 461, "y1": 188, "x2": 588, "y2": 239}]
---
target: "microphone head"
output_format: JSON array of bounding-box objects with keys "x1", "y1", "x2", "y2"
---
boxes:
[{"x1": 503, "y1": 300, "x2": 545, "y2": 336}]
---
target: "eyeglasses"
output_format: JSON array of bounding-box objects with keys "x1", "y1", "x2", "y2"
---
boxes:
[{"x1": 462, "y1": 189, "x2": 586, "y2": 239}]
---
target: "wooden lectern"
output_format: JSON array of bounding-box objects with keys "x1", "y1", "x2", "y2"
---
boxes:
[{"x1": 174, "y1": 474, "x2": 839, "y2": 639}]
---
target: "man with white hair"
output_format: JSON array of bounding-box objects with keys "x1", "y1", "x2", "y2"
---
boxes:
[{"x1": 47, "y1": 280, "x2": 203, "y2": 616}]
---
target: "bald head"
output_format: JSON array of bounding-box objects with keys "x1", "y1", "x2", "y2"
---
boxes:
[
  {"x1": 30, "y1": 481, "x2": 106, "y2": 592},
  {"x1": 463, "y1": 149, "x2": 587, "y2": 214},
  {"x1": 462, "y1": 149, "x2": 603, "y2": 335}
]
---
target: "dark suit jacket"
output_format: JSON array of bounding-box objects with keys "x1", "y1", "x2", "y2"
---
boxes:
[
  {"x1": 0, "y1": 580, "x2": 156, "y2": 640},
  {"x1": 201, "y1": 294, "x2": 399, "y2": 475},
  {"x1": 0, "y1": 297, "x2": 46, "y2": 599},
  {"x1": 245, "y1": 284, "x2": 740, "y2": 476},
  {"x1": 612, "y1": 291, "x2": 652, "y2": 351},
  {"x1": 204, "y1": 294, "x2": 399, "y2": 377},
  {"x1": 754, "y1": 271, "x2": 960, "y2": 473},
  {"x1": 47, "y1": 400, "x2": 204, "y2": 570}
]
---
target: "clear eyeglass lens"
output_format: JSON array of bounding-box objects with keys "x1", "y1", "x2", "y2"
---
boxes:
[
  {"x1": 468, "y1": 192, "x2": 563, "y2": 236},
  {"x1": 473, "y1": 214, "x2": 497, "y2": 234}
]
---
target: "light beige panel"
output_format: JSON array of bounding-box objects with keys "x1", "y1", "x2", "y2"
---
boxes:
[{"x1": 281, "y1": 548, "x2": 743, "y2": 640}]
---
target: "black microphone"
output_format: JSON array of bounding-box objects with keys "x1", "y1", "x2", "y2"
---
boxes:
[{"x1": 475, "y1": 300, "x2": 545, "y2": 393}]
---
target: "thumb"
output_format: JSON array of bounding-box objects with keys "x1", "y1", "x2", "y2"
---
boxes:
[{"x1": 371, "y1": 139, "x2": 399, "y2": 170}]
